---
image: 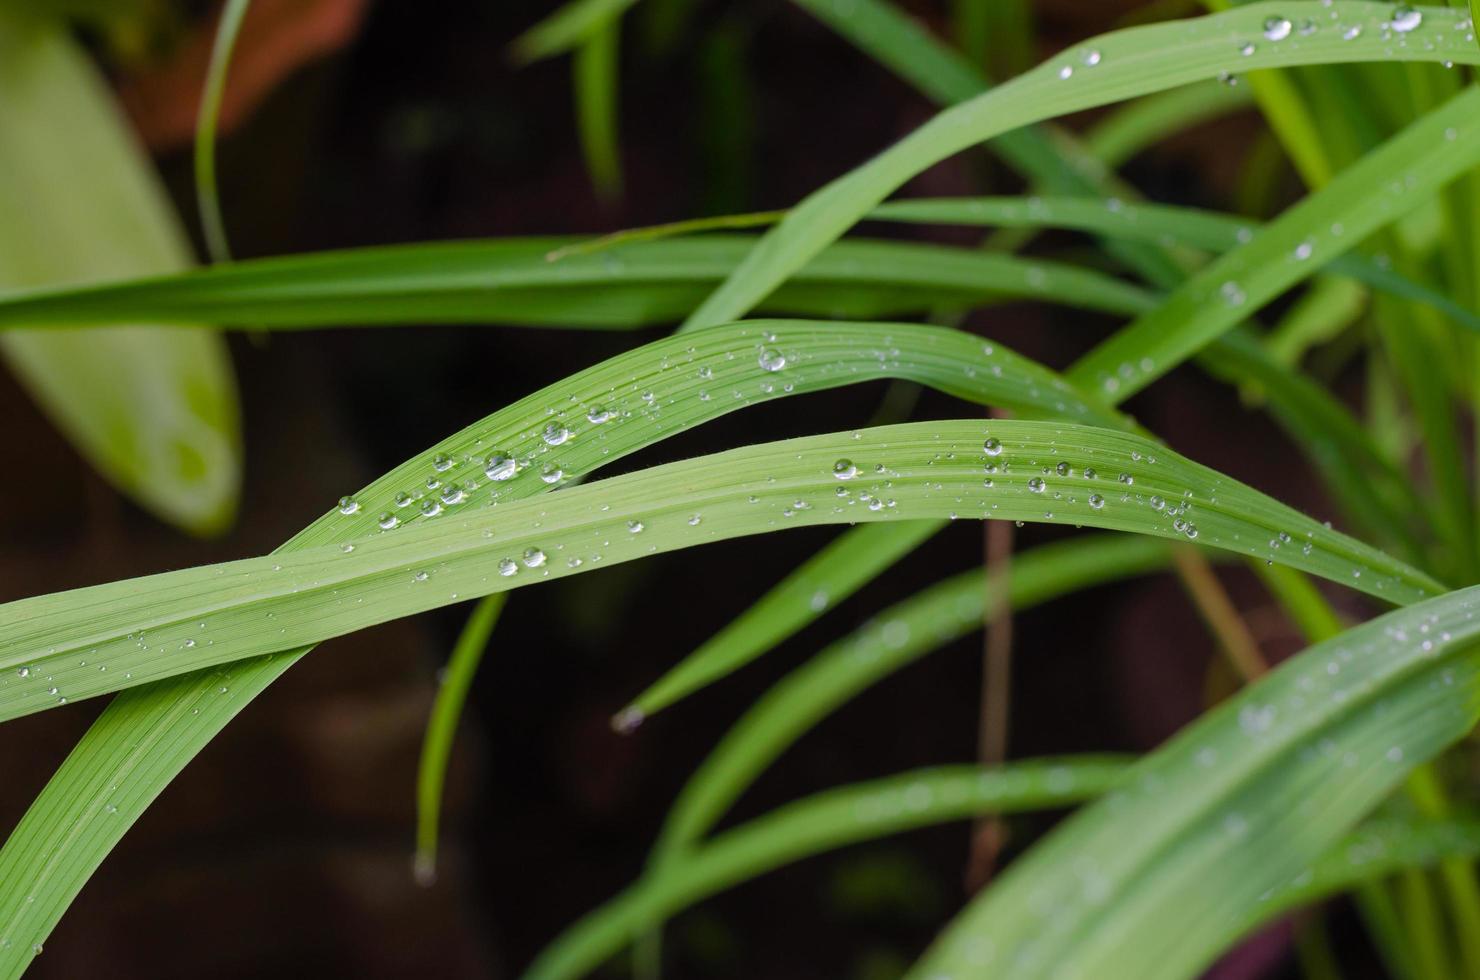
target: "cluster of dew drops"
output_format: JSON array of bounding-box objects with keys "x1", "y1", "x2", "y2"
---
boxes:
[{"x1": 325, "y1": 341, "x2": 793, "y2": 586}]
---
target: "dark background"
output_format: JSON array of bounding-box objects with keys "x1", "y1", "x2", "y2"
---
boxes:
[{"x1": 0, "y1": 1, "x2": 1379, "y2": 977}]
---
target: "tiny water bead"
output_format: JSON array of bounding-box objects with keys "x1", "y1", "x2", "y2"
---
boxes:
[
  {"x1": 413, "y1": 570, "x2": 430, "y2": 583},
  {"x1": 522, "y1": 547, "x2": 547, "y2": 568},
  {"x1": 1292, "y1": 240, "x2": 1314, "y2": 261},
  {"x1": 1055, "y1": 461, "x2": 1071, "y2": 477},
  {"x1": 983, "y1": 437, "x2": 1003, "y2": 457},
  {"x1": 420, "y1": 500, "x2": 443, "y2": 518},
  {"x1": 1088, "y1": 493, "x2": 1105, "y2": 509},
  {"x1": 1080, "y1": 48, "x2": 1101, "y2": 67},
  {"x1": 1058, "y1": 65, "x2": 1073, "y2": 80},
  {"x1": 832, "y1": 459, "x2": 859, "y2": 480},
  {"x1": 542, "y1": 423, "x2": 571, "y2": 446},
  {"x1": 758, "y1": 347, "x2": 786, "y2": 372},
  {"x1": 1027, "y1": 478, "x2": 1047, "y2": 493},
  {"x1": 378, "y1": 512, "x2": 399, "y2": 530},
  {"x1": 439, "y1": 484, "x2": 465, "y2": 506},
  {"x1": 432, "y1": 453, "x2": 454, "y2": 472},
  {"x1": 498, "y1": 558, "x2": 518, "y2": 577},
  {"x1": 1238, "y1": 41, "x2": 1256, "y2": 56},
  {"x1": 1390, "y1": 5, "x2": 1421, "y2": 33},
  {"x1": 1262, "y1": 15, "x2": 1293, "y2": 41},
  {"x1": 337, "y1": 496, "x2": 360, "y2": 516},
  {"x1": 1220, "y1": 281, "x2": 1246, "y2": 307},
  {"x1": 540, "y1": 464, "x2": 564, "y2": 484},
  {"x1": 586, "y1": 405, "x2": 616, "y2": 424},
  {"x1": 485, "y1": 453, "x2": 518, "y2": 481},
  {"x1": 627, "y1": 520, "x2": 645, "y2": 533},
  {"x1": 394, "y1": 491, "x2": 414, "y2": 508}
]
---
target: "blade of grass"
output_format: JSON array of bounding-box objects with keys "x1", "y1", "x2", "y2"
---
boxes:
[
  {"x1": 523, "y1": 760, "x2": 1131, "y2": 980},
  {"x1": 1069, "y1": 83, "x2": 1480, "y2": 399},
  {"x1": 414, "y1": 593, "x2": 505, "y2": 886},
  {"x1": 509, "y1": 0, "x2": 638, "y2": 65},
  {"x1": 573, "y1": 17, "x2": 622, "y2": 202},
  {"x1": 0, "y1": 235, "x2": 1158, "y2": 328},
  {"x1": 682, "y1": 2, "x2": 1480, "y2": 331},
  {"x1": 909, "y1": 585, "x2": 1480, "y2": 980},
  {"x1": 616, "y1": 519, "x2": 943, "y2": 727},
  {"x1": 1084, "y1": 79, "x2": 1254, "y2": 168},
  {"x1": 0, "y1": 414, "x2": 1442, "y2": 722},
  {"x1": 193, "y1": 0, "x2": 250, "y2": 263}
]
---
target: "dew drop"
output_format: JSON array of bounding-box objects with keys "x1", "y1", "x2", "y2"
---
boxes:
[
  {"x1": 1027, "y1": 478, "x2": 1046, "y2": 493},
  {"x1": 540, "y1": 464, "x2": 564, "y2": 484},
  {"x1": 378, "y1": 512, "x2": 399, "y2": 530},
  {"x1": 758, "y1": 347, "x2": 787, "y2": 372},
  {"x1": 498, "y1": 558, "x2": 518, "y2": 577},
  {"x1": 432, "y1": 453, "x2": 454, "y2": 472},
  {"x1": 522, "y1": 547, "x2": 547, "y2": 568},
  {"x1": 485, "y1": 453, "x2": 518, "y2": 481},
  {"x1": 833, "y1": 459, "x2": 859, "y2": 480},
  {"x1": 627, "y1": 520, "x2": 645, "y2": 534},
  {"x1": 1390, "y1": 5, "x2": 1421, "y2": 33},
  {"x1": 983, "y1": 437, "x2": 1003, "y2": 457},
  {"x1": 586, "y1": 406, "x2": 616, "y2": 424},
  {"x1": 1081, "y1": 48, "x2": 1102, "y2": 66},
  {"x1": 1089, "y1": 493, "x2": 1105, "y2": 509},
  {"x1": 337, "y1": 496, "x2": 360, "y2": 516},
  {"x1": 542, "y1": 423, "x2": 571, "y2": 446},
  {"x1": 1262, "y1": 16, "x2": 1292, "y2": 41}
]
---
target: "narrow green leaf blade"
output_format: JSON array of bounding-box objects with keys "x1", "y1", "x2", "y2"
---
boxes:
[
  {"x1": 679, "y1": 2, "x2": 1480, "y2": 331},
  {"x1": 910, "y1": 586, "x2": 1480, "y2": 980},
  {"x1": 525, "y1": 761, "x2": 1130, "y2": 980},
  {"x1": 414, "y1": 593, "x2": 505, "y2": 884},
  {"x1": 618, "y1": 520, "x2": 943, "y2": 725}
]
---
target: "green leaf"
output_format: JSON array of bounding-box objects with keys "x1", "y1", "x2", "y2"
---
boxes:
[
  {"x1": 0, "y1": 10, "x2": 240, "y2": 535},
  {"x1": 0, "y1": 413, "x2": 1442, "y2": 721},
  {"x1": 647, "y1": 535, "x2": 1178, "y2": 866},
  {"x1": 510, "y1": 0, "x2": 639, "y2": 65},
  {"x1": 0, "y1": 234, "x2": 1157, "y2": 329},
  {"x1": 573, "y1": 18, "x2": 623, "y2": 202},
  {"x1": 1084, "y1": 80, "x2": 1254, "y2": 168},
  {"x1": 680, "y1": 2, "x2": 1480, "y2": 331},
  {"x1": 1068, "y1": 84, "x2": 1480, "y2": 400},
  {"x1": 526, "y1": 761, "x2": 1131, "y2": 980},
  {"x1": 618, "y1": 519, "x2": 942, "y2": 725},
  {"x1": 909, "y1": 585, "x2": 1480, "y2": 980},
  {"x1": 414, "y1": 593, "x2": 505, "y2": 884},
  {"x1": 193, "y1": 0, "x2": 250, "y2": 263}
]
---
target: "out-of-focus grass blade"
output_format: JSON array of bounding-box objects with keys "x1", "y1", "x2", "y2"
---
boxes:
[
  {"x1": 510, "y1": 0, "x2": 638, "y2": 65},
  {"x1": 1084, "y1": 80, "x2": 1254, "y2": 168},
  {"x1": 194, "y1": 0, "x2": 250, "y2": 262},
  {"x1": 682, "y1": 2, "x2": 1480, "y2": 331},
  {"x1": 414, "y1": 593, "x2": 505, "y2": 886},
  {"x1": 616, "y1": 520, "x2": 942, "y2": 727},
  {"x1": 1069, "y1": 84, "x2": 1480, "y2": 400},
  {"x1": 648, "y1": 535, "x2": 1176, "y2": 867},
  {"x1": 0, "y1": 10, "x2": 240, "y2": 536},
  {"x1": 522, "y1": 760, "x2": 1130, "y2": 980},
  {"x1": 1264, "y1": 275, "x2": 1367, "y2": 366},
  {"x1": 0, "y1": 235, "x2": 1157, "y2": 328},
  {"x1": 623, "y1": 533, "x2": 1177, "y2": 973},
  {"x1": 1261, "y1": 818, "x2": 1480, "y2": 925},
  {"x1": 0, "y1": 415, "x2": 1440, "y2": 722},
  {"x1": 909, "y1": 586, "x2": 1480, "y2": 980},
  {"x1": 572, "y1": 17, "x2": 622, "y2": 202}
]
